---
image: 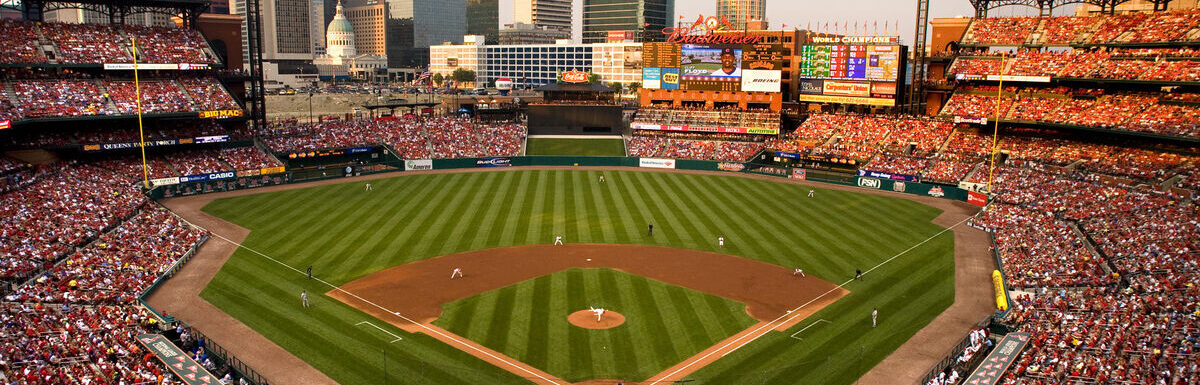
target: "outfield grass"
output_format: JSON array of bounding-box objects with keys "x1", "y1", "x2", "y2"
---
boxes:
[
  {"x1": 199, "y1": 169, "x2": 955, "y2": 384},
  {"x1": 435, "y1": 268, "x2": 758, "y2": 382},
  {"x1": 525, "y1": 138, "x2": 626, "y2": 156}
]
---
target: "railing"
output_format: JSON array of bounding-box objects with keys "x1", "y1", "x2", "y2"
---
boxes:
[{"x1": 915, "y1": 316, "x2": 993, "y2": 385}]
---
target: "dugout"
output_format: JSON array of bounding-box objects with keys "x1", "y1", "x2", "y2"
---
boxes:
[{"x1": 526, "y1": 83, "x2": 624, "y2": 135}]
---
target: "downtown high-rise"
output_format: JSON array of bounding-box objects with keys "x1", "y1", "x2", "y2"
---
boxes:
[{"x1": 581, "y1": 0, "x2": 673, "y2": 43}]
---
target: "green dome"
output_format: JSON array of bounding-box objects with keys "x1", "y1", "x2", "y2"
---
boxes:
[{"x1": 327, "y1": 17, "x2": 353, "y2": 35}]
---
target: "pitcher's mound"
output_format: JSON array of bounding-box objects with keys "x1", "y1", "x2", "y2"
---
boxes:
[{"x1": 568, "y1": 310, "x2": 626, "y2": 329}]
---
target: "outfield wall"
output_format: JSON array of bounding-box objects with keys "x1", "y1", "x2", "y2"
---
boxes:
[{"x1": 147, "y1": 156, "x2": 985, "y2": 206}]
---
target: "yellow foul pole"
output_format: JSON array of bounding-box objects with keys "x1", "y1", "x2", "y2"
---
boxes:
[
  {"x1": 133, "y1": 37, "x2": 150, "y2": 189},
  {"x1": 986, "y1": 53, "x2": 1005, "y2": 194}
]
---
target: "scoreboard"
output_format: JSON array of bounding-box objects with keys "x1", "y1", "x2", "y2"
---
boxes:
[
  {"x1": 798, "y1": 44, "x2": 900, "y2": 82},
  {"x1": 796, "y1": 38, "x2": 905, "y2": 107},
  {"x1": 641, "y1": 42, "x2": 783, "y2": 93}
]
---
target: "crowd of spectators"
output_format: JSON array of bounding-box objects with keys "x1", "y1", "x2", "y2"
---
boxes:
[
  {"x1": 3, "y1": 77, "x2": 239, "y2": 120},
  {"x1": 11, "y1": 80, "x2": 110, "y2": 118},
  {"x1": 0, "y1": 19, "x2": 216, "y2": 65},
  {"x1": 262, "y1": 117, "x2": 526, "y2": 158},
  {"x1": 948, "y1": 49, "x2": 1200, "y2": 82},
  {"x1": 633, "y1": 106, "x2": 781, "y2": 132},
  {"x1": 105, "y1": 80, "x2": 194, "y2": 114},
  {"x1": 942, "y1": 86, "x2": 1200, "y2": 139},
  {"x1": 220, "y1": 147, "x2": 282, "y2": 171},
  {"x1": 627, "y1": 135, "x2": 762, "y2": 162},
  {"x1": 40, "y1": 22, "x2": 131, "y2": 65},
  {"x1": 0, "y1": 19, "x2": 47, "y2": 65},
  {"x1": 961, "y1": 11, "x2": 1200, "y2": 46},
  {"x1": 124, "y1": 25, "x2": 213, "y2": 64}
]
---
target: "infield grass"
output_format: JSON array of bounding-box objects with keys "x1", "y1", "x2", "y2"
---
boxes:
[
  {"x1": 199, "y1": 169, "x2": 955, "y2": 384},
  {"x1": 525, "y1": 138, "x2": 626, "y2": 156},
  {"x1": 435, "y1": 268, "x2": 758, "y2": 382}
]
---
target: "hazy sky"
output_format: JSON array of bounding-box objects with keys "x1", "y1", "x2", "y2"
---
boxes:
[{"x1": 496, "y1": 0, "x2": 1080, "y2": 44}]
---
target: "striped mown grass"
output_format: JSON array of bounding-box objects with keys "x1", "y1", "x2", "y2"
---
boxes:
[
  {"x1": 434, "y1": 268, "x2": 758, "y2": 382},
  {"x1": 525, "y1": 138, "x2": 626, "y2": 156},
  {"x1": 199, "y1": 169, "x2": 954, "y2": 384}
]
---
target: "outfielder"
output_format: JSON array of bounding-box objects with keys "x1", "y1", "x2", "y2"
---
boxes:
[
  {"x1": 872, "y1": 308, "x2": 878, "y2": 328},
  {"x1": 554, "y1": 235, "x2": 564, "y2": 245},
  {"x1": 450, "y1": 268, "x2": 463, "y2": 279},
  {"x1": 301, "y1": 290, "x2": 309, "y2": 308},
  {"x1": 365, "y1": 183, "x2": 373, "y2": 191},
  {"x1": 718, "y1": 236, "x2": 724, "y2": 247},
  {"x1": 599, "y1": 175, "x2": 605, "y2": 183},
  {"x1": 808, "y1": 189, "x2": 814, "y2": 198},
  {"x1": 590, "y1": 306, "x2": 605, "y2": 322}
]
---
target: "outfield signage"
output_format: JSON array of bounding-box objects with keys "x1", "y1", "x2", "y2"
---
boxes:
[
  {"x1": 150, "y1": 177, "x2": 180, "y2": 187},
  {"x1": 179, "y1": 171, "x2": 235, "y2": 183},
  {"x1": 798, "y1": 93, "x2": 896, "y2": 107},
  {"x1": 0, "y1": 120, "x2": 9, "y2": 130},
  {"x1": 953, "y1": 116, "x2": 988, "y2": 125},
  {"x1": 476, "y1": 157, "x2": 512, "y2": 167},
  {"x1": 80, "y1": 135, "x2": 229, "y2": 152},
  {"x1": 791, "y1": 169, "x2": 807, "y2": 180},
  {"x1": 858, "y1": 169, "x2": 919, "y2": 182},
  {"x1": 405, "y1": 159, "x2": 433, "y2": 171},
  {"x1": 194, "y1": 135, "x2": 229, "y2": 144},
  {"x1": 775, "y1": 151, "x2": 859, "y2": 165},
  {"x1": 963, "y1": 333, "x2": 1031, "y2": 385},
  {"x1": 288, "y1": 146, "x2": 372, "y2": 159},
  {"x1": 631, "y1": 122, "x2": 778, "y2": 135},
  {"x1": 103, "y1": 63, "x2": 211, "y2": 70},
  {"x1": 199, "y1": 109, "x2": 245, "y2": 119},
  {"x1": 717, "y1": 162, "x2": 745, "y2": 172},
  {"x1": 857, "y1": 177, "x2": 881, "y2": 189},
  {"x1": 968, "y1": 191, "x2": 988, "y2": 206},
  {"x1": 639, "y1": 158, "x2": 676, "y2": 169},
  {"x1": 136, "y1": 334, "x2": 219, "y2": 385}
]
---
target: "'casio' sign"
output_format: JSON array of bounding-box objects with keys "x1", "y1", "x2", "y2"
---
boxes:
[{"x1": 858, "y1": 177, "x2": 881, "y2": 189}]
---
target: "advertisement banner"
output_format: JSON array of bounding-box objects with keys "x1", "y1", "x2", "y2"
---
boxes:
[
  {"x1": 799, "y1": 79, "x2": 824, "y2": 95},
  {"x1": 150, "y1": 177, "x2": 180, "y2": 187},
  {"x1": 235, "y1": 169, "x2": 261, "y2": 178},
  {"x1": 642, "y1": 67, "x2": 662, "y2": 89},
  {"x1": 968, "y1": 191, "x2": 988, "y2": 206},
  {"x1": 717, "y1": 162, "x2": 745, "y2": 172},
  {"x1": 194, "y1": 135, "x2": 229, "y2": 144},
  {"x1": 740, "y1": 69, "x2": 782, "y2": 92},
  {"x1": 630, "y1": 123, "x2": 777, "y2": 135},
  {"x1": 775, "y1": 151, "x2": 802, "y2": 159},
  {"x1": 405, "y1": 159, "x2": 433, "y2": 171},
  {"x1": 857, "y1": 177, "x2": 881, "y2": 189},
  {"x1": 927, "y1": 186, "x2": 946, "y2": 197},
  {"x1": 179, "y1": 171, "x2": 235, "y2": 184},
  {"x1": 893, "y1": 181, "x2": 906, "y2": 192},
  {"x1": 984, "y1": 74, "x2": 1050, "y2": 83},
  {"x1": 639, "y1": 158, "x2": 676, "y2": 169},
  {"x1": 347, "y1": 146, "x2": 372, "y2": 154},
  {"x1": 791, "y1": 169, "x2": 807, "y2": 180},
  {"x1": 858, "y1": 169, "x2": 919, "y2": 182},
  {"x1": 199, "y1": 109, "x2": 245, "y2": 119},
  {"x1": 476, "y1": 157, "x2": 512, "y2": 167},
  {"x1": 631, "y1": 122, "x2": 662, "y2": 130},
  {"x1": 103, "y1": 63, "x2": 184, "y2": 70},
  {"x1": 0, "y1": 120, "x2": 9, "y2": 130},
  {"x1": 136, "y1": 334, "x2": 220, "y2": 385},
  {"x1": 870, "y1": 81, "x2": 897, "y2": 96},
  {"x1": 953, "y1": 116, "x2": 988, "y2": 125},
  {"x1": 963, "y1": 333, "x2": 1031, "y2": 385},
  {"x1": 260, "y1": 166, "x2": 286, "y2": 175},
  {"x1": 798, "y1": 94, "x2": 896, "y2": 106},
  {"x1": 661, "y1": 68, "x2": 680, "y2": 90},
  {"x1": 823, "y1": 81, "x2": 871, "y2": 97}
]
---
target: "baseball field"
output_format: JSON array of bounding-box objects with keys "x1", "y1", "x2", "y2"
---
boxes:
[
  {"x1": 194, "y1": 168, "x2": 957, "y2": 384},
  {"x1": 525, "y1": 138, "x2": 627, "y2": 156}
]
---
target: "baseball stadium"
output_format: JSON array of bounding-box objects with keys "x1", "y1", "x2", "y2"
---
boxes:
[{"x1": 0, "y1": 0, "x2": 1198, "y2": 384}]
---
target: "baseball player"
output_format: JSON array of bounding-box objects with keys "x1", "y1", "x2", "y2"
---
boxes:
[
  {"x1": 307, "y1": 265, "x2": 312, "y2": 279},
  {"x1": 648, "y1": 224, "x2": 653, "y2": 236},
  {"x1": 718, "y1": 236, "x2": 724, "y2": 247},
  {"x1": 856, "y1": 269, "x2": 863, "y2": 280},
  {"x1": 808, "y1": 189, "x2": 815, "y2": 198},
  {"x1": 590, "y1": 306, "x2": 605, "y2": 322},
  {"x1": 599, "y1": 175, "x2": 605, "y2": 183},
  {"x1": 301, "y1": 290, "x2": 309, "y2": 308},
  {"x1": 872, "y1": 308, "x2": 878, "y2": 328},
  {"x1": 365, "y1": 183, "x2": 373, "y2": 191},
  {"x1": 554, "y1": 235, "x2": 564, "y2": 245},
  {"x1": 793, "y1": 268, "x2": 805, "y2": 277},
  {"x1": 450, "y1": 268, "x2": 463, "y2": 279}
]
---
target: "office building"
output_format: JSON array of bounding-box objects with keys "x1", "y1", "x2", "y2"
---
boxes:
[
  {"x1": 345, "y1": 1, "x2": 386, "y2": 56},
  {"x1": 716, "y1": 0, "x2": 765, "y2": 30},
  {"x1": 582, "y1": 0, "x2": 673, "y2": 43},
  {"x1": 431, "y1": 35, "x2": 642, "y2": 88},
  {"x1": 380, "y1": 0, "x2": 467, "y2": 68},
  {"x1": 514, "y1": 0, "x2": 571, "y2": 36},
  {"x1": 311, "y1": 0, "x2": 327, "y2": 56},
  {"x1": 499, "y1": 22, "x2": 571, "y2": 45},
  {"x1": 467, "y1": 0, "x2": 500, "y2": 44}
]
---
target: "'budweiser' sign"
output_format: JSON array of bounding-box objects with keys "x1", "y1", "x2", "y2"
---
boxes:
[{"x1": 561, "y1": 70, "x2": 589, "y2": 83}]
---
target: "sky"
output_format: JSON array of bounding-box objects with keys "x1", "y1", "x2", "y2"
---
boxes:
[{"x1": 496, "y1": 0, "x2": 1081, "y2": 45}]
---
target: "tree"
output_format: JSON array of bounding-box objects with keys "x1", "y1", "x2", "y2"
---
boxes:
[
  {"x1": 609, "y1": 82, "x2": 624, "y2": 94},
  {"x1": 451, "y1": 68, "x2": 476, "y2": 85},
  {"x1": 628, "y1": 82, "x2": 641, "y2": 92},
  {"x1": 432, "y1": 73, "x2": 444, "y2": 87},
  {"x1": 588, "y1": 73, "x2": 602, "y2": 84}
]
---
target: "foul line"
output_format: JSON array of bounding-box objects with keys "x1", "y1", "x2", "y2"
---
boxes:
[
  {"x1": 197, "y1": 229, "x2": 567, "y2": 385},
  {"x1": 789, "y1": 319, "x2": 829, "y2": 340},
  {"x1": 652, "y1": 216, "x2": 970, "y2": 384},
  {"x1": 356, "y1": 321, "x2": 404, "y2": 343}
]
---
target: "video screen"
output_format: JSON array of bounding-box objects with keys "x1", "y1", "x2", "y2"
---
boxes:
[{"x1": 680, "y1": 45, "x2": 742, "y2": 78}]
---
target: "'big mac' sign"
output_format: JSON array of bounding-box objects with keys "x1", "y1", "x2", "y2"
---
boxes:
[{"x1": 560, "y1": 69, "x2": 589, "y2": 83}]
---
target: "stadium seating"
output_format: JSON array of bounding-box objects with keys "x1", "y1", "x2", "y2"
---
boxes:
[
  {"x1": 262, "y1": 117, "x2": 526, "y2": 158},
  {"x1": 627, "y1": 134, "x2": 763, "y2": 162},
  {"x1": 0, "y1": 19, "x2": 47, "y2": 65}
]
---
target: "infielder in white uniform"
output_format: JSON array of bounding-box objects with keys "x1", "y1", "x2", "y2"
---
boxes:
[
  {"x1": 554, "y1": 235, "x2": 564, "y2": 245},
  {"x1": 872, "y1": 308, "x2": 878, "y2": 328},
  {"x1": 718, "y1": 236, "x2": 724, "y2": 247},
  {"x1": 793, "y1": 268, "x2": 805, "y2": 277},
  {"x1": 590, "y1": 307, "x2": 605, "y2": 322},
  {"x1": 450, "y1": 268, "x2": 463, "y2": 279},
  {"x1": 301, "y1": 290, "x2": 309, "y2": 308}
]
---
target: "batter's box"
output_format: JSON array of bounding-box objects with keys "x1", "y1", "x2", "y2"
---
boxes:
[{"x1": 789, "y1": 319, "x2": 830, "y2": 340}]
